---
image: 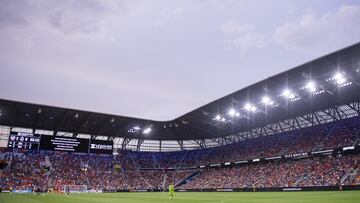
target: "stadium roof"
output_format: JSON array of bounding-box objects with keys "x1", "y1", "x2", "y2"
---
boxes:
[{"x1": 1, "y1": 43, "x2": 360, "y2": 144}]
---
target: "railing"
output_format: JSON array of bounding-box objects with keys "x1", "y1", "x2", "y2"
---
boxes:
[{"x1": 175, "y1": 170, "x2": 200, "y2": 187}]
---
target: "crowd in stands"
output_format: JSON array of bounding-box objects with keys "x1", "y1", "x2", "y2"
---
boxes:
[
  {"x1": 181, "y1": 155, "x2": 360, "y2": 189},
  {"x1": 0, "y1": 117, "x2": 360, "y2": 191},
  {"x1": 0, "y1": 150, "x2": 194, "y2": 191},
  {"x1": 0, "y1": 151, "x2": 49, "y2": 190},
  {"x1": 121, "y1": 117, "x2": 360, "y2": 169}
]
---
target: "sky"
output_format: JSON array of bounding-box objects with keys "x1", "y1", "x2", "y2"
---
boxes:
[{"x1": 1, "y1": 0, "x2": 360, "y2": 121}]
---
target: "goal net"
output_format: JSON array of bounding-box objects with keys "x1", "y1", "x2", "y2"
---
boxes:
[{"x1": 63, "y1": 185, "x2": 87, "y2": 193}]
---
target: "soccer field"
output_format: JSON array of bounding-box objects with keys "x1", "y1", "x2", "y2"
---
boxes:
[{"x1": 1, "y1": 191, "x2": 360, "y2": 203}]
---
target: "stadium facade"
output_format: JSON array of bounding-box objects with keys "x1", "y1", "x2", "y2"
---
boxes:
[
  {"x1": 0, "y1": 43, "x2": 360, "y2": 152},
  {"x1": 0, "y1": 43, "x2": 360, "y2": 193}
]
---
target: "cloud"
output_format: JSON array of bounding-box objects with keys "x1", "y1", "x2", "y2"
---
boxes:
[
  {"x1": 154, "y1": 7, "x2": 185, "y2": 28},
  {"x1": 220, "y1": 22, "x2": 267, "y2": 53},
  {"x1": 0, "y1": 0, "x2": 30, "y2": 29},
  {"x1": 0, "y1": 0, "x2": 132, "y2": 39},
  {"x1": 274, "y1": 5, "x2": 360, "y2": 54}
]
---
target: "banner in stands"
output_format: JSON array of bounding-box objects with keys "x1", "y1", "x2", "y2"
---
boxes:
[
  {"x1": 201, "y1": 145, "x2": 360, "y2": 169},
  {"x1": 89, "y1": 139, "x2": 113, "y2": 154}
]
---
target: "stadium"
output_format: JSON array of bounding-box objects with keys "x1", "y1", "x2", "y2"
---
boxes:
[{"x1": 1, "y1": 1, "x2": 360, "y2": 203}]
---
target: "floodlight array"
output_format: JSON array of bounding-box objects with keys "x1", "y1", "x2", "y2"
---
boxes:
[
  {"x1": 281, "y1": 89, "x2": 296, "y2": 99},
  {"x1": 213, "y1": 114, "x2": 228, "y2": 122},
  {"x1": 143, "y1": 127, "x2": 152, "y2": 134},
  {"x1": 305, "y1": 81, "x2": 316, "y2": 93},
  {"x1": 128, "y1": 126, "x2": 141, "y2": 133},
  {"x1": 326, "y1": 72, "x2": 349, "y2": 86},
  {"x1": 313, "y1": 90, "x2": 325, "y2": 95},
  {"x1": 213, "y1": 70, "x2": 357, "y2": 123},
  {"x1": 244, "y1": 103, "x2": 257, "y2": 112},
  {"x1": 214, "y1": 115, "x2": 221, "y2": 120},
  {"x1": 128, "y1": 126, "x2": 152, "y2": 135},
  {"x1": 338, "y1": 82, "x2": 352, "y2": 87},
  {"x1": 261, "y1": 96, "x2": 274, "y2": 105},
  {"x1": 291, "y1": 97, "x2": 301, "y2": 102},
  {"x1": 228, "y1": 108, "x2": 238, "y2": 117}
]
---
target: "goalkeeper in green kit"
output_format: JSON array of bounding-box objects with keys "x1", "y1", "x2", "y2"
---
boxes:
[{"x1": 168, "y1": 183, "x2": 174, "y2": 199}]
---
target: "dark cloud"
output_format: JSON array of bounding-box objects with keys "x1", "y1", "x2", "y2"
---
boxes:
[
  {"x1": 0, "y1": 0, "x2": 30, "y2": 29},
  {"x1": 0, "y1": 0, "x2": 130, "y2": 34}
]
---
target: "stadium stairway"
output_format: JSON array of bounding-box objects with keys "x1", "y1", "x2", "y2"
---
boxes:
[
  {"x1": 44, "y1": 155, "x2": 53, "y2": 173},
  {"x1": 319, "y1": 123, "x2": 339, "y2": 150},
  {"x1": 350, "y1": 169, "x2": 359, "y2": 183},
  {"x1": 45, "y1": 155, "x2": 51, "y2": 166},
  {"x1": 128, "y1": 156, "x2": 152, "y2": 188},
  {"x1": 151, "y1": 153, "x2": 159, "y2": 168},
  {"x1": 341, "y1": 169, "x2": 359, "y2": 184},
  {"x1": 7, "y1": 153, "x2": 13, "y2": 168},
  {"x1": 47, "y1": 176, "x2": 53, "y2": 188},
  {"x1": 253, "y1": 179, "x2": 263, "y2": 188},
  {"x1": 44, "y1": 155, "x2": 55, "y2": 188},
  {"x1": 354, "y1": 137, "x2": 360, "y2": 146},
  {"x1": 162, "y1": 173, "x2": 167, "y2": 189},
  {"x1": 175, "y1": 170, "x2": 200, "y2": 187},
  {"x1": 281, "y1": 130, "x2": 308, "y2": 155},
  {"x1": 294, "y1": 173, "x2": 309, "y2": 186},
  {"x1": 178, "y1": 151, "x2": 187, "y2": 165},
  {"x1": 86, "y1": 177, "x2": 91, "y2": 187}
]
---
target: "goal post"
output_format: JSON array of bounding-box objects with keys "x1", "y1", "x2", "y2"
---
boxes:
[{"x1": 63, "y1": 185, "x2": 87, "y2": 193}]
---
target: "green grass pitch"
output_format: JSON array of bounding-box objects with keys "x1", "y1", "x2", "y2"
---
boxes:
[{"x1": 1, "y1": 191, "x2": 360, "y2": 203}]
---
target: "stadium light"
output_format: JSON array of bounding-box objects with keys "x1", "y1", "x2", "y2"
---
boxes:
[
  {"x1": 262, "y1": 96, "x2": 270, "y2": 104},
  {"x1": 214, "y1": 114, "x2": 221, "y2": 120},
  {"x1": 282, "y1": 89, "x2": 295, "y2": 99},
  {"x1": 143, "y1": 127, "x2": 152, "y2": 134},
  {"x1": 128, "y1": 126, "x2": 141, "y2": 133},
  {"x1": 221, "y1": 118, "x2": 226, "y2": 122},
  {"x1": 228, "y1": 108, "x2": 237, "y2": 117},
  {"x1": 306, "y1": 81, "x2": 316, "y2": 93},
  {"x1": 261, "y1": 96, "x2": 274, "y2": 105},
  {"x1": 244, "y1": 103, "x2": 252, "y2": 111},
  {"x1": 244, "y1": 103, "x2": 257, "y2": 112},
  {"x1": 283, "y1": 89, "x2": 291, "y2": 97},
  {"x1": 334, "y1": 72, "x2": 346, "y2": 84},
  {"x1": 250, "y1": 106, "x2": 257, "y2": 112}
]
